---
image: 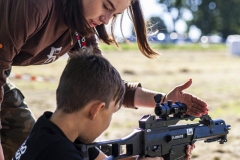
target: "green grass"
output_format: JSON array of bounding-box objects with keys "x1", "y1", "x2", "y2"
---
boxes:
[
  {"x1": 212, "y1": 100, "x2": 240, "y2": 118},
  {"x1": 99, "y1": 42, "x2": 227, "y2": 51}
]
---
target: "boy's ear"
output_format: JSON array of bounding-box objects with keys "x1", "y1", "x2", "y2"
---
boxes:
[{"x1": 89, "y1": 101, "x2": 105, "y2": 120}]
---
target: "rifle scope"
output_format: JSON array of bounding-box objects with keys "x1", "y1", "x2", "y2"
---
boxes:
[{"x1": 154, "y1": 100, "x2": 187, "y2": 117}]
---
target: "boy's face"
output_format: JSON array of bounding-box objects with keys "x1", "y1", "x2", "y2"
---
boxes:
[
  {"x1": 82, "y1": 100, "x2": 120, "y2": 143},
  {"x1": 97, "y1": 100, "x2": 119, "y2": 134}
]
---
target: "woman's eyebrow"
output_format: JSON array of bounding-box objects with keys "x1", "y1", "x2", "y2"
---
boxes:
[{"x1": 107, "y1": 0, "x2": 116, "y2": 10}]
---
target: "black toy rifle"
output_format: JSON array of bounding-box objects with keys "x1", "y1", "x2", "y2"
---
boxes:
[{"x1": 78, "y1": 95, "x2": 231, "y2": 160}]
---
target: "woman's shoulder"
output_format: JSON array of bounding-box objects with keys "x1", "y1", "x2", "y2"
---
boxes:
[
  {"x1": 29, "y1": 0, "x2": 57, "y2": 15},
  {"x1": 25, "y1": 0, "x2": 64, "y2": 25}
]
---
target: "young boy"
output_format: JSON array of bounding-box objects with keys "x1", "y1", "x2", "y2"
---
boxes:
[
  {"x1": 11, "y1": 47, "x2": 124, "y2": 160},
  {"x1": 12, "y1": 47, "x2": 192, "y2": 160}
]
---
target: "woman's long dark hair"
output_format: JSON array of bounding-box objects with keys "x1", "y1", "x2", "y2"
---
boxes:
[
  {"x1": 128, "y1": 0, "x2": 158, "y2": 58},
  {"x1": 64, "y1": 0, "x2": 93, "y2": 37},
  {"x1": 64, "y1": 0, "x2": 158, "y2": 58}
]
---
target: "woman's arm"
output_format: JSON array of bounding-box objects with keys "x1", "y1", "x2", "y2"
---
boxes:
[{"x1": 134, "y1": 79, "x2": 208, "y2": 117}]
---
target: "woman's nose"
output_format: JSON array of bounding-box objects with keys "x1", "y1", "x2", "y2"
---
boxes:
[{"x1": 100, "y1": 15, "x2": 111, "y2": 25}]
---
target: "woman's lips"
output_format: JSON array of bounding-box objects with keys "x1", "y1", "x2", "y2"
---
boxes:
[{"x1": 89, "y1": 20, "x2": 98, "y2": 27}]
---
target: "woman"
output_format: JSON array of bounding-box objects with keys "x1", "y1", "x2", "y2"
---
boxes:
[{"x1": 0, "y1": 0, "x2": 207, "y2": 159}]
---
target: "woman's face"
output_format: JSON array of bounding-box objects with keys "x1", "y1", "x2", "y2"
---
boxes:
[{"x1": 82, "y1": 0, "x2": 132, "y2": 27}]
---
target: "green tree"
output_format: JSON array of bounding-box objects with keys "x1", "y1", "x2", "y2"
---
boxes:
[
  {"x1": 131, "y1": 16, "x2": 167, "y2": 36},
  {"x1": 158, "y1": 0, "x2": 188, "y2": 32},
  {"x1": 188, "y1": 0, "x2": 240, "y2": 39},
  {"x1": 148, "y1": 16, "x2": 167, "y2": 33},
  {"x1": 158, "y1": 0, "x2": 240, "y2": 39}
]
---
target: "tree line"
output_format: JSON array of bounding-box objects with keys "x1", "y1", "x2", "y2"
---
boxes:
[{"x1": 154, "y1": 0, "x2": 240, "y2": 40}]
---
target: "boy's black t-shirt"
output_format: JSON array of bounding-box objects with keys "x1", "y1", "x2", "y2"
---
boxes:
[{"x1": 12, "y1": 111, "x2": 99, "y2": 160}]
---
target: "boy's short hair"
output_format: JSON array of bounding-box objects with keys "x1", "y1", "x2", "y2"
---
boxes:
[{"x1": 56, "y1": 47, "x2": 125, "y2": 113}]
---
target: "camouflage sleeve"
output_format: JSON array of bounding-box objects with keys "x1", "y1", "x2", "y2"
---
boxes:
[
  {"x1": 123, "y1": 81, "x2": 142, "y2": 109},
  {"x1": 0, "y1": 68, "x2": 13, "y2": 129},
  {"x1": 0, "y1": 87, "x2": 3, "y2": 129}
]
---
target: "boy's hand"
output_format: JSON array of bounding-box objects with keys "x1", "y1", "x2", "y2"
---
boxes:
[
  {"x1": 137, "y1": 156, "x2": 163, "y2": 160},
  {"x1": 186, "y1": 144, "x2": 195, "y2": 160},
  {"x1": 137, "y1": 144, "x2": 195, "y2": 160}
]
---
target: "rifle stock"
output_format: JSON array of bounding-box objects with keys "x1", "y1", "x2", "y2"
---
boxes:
[{"x1": 78, "y1": 101, "x2": 230, "y2": 160}]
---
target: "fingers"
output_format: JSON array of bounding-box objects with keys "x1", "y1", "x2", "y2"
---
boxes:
[
  {"x1": 185, "y1": 156, "x2": 191, "y2": 160},
  {"x1": 185, "y1": 144, "x2": 196, "y2": 160},
  {"x1": 137, "y1": 156, "x2": 164, "y2": 160},
  {"x1": 186, "y1": 107, "x2": 208, "y2": 117},
  {"x1": 186, "y1": 110, "x2": 202, "y2": 117},
  {"x1": 183, "y1": 93, "x2": 208, "y2": 117},
  {"x1": 186, "y1": 102, "x2": 208, "y2": 117},
  {"x1": 168, "y1": 79, "x2": 209, "y2": 117},
  {"x1": 192, "y1": 144, "x2": 196, "y2": 149},
  {"x1": 191, "y1": 95, "x2": 207, "y2": 108},
  {"x1": 186, "y1": 145, "x2": 194, "y2": 155},
  {"x1": 176, "y1": 79, "x2": 192, "y2": 92},
  {"x1": 190, "y1": 96, "x2": 208, "y2": 116},
  {"x1": 186, "y1": 144, "x2": 195, "y2": 152}
]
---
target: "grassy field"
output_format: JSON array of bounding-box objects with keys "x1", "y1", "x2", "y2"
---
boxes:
[
  {"x1": 99, "y1": 43, "x2": 227, "y2": 51},
  {"x1": 9, "y1": 45, "x2": 240, "y2": 160}
]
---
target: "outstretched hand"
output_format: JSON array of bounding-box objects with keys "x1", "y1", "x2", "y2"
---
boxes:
[{"x1": 164, "y1": 79, "x2": 208, "y2": 117}]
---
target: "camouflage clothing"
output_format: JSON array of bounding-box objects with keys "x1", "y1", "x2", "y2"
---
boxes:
[{"x1": 1, "y1": 79, "x2": 36, "y2": 160}]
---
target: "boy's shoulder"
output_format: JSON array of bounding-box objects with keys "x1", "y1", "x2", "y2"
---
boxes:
[
  {"x1": 12, "y1": 112, "x2": 83, "y2": 160},
  {"x1": 12, "y1": 138, "x2": 83, "y2": 160},
  {"x1": 37, "y1": 140, "x2": 84, "y2": 160}
]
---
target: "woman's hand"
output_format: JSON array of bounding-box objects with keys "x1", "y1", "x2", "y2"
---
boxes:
[{"x1": 164, "y1": 79, "x2": 208, "y2": 117}]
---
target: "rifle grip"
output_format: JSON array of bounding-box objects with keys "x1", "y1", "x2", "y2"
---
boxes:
[{"x1": 162, "y1": 143, "x2": 189, "y2": 160}]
